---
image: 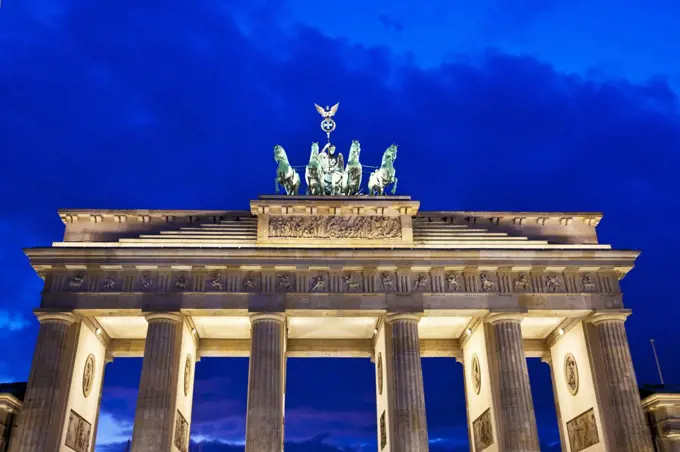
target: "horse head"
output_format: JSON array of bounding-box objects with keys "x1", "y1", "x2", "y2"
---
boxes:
[
  {"x1": 380, "y1": 144, "x2": 397, "y2": 166},
  {"x1": 274, "y1": 145, "x2": 288, "y2": 165},
  {"x1": 348, "y1": 140, "x2": 361, "y2": 165}
]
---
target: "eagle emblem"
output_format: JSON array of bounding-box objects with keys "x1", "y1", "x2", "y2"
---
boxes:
[{"x1": 314, "y1": 102, "x2": 340, "y2": 119}]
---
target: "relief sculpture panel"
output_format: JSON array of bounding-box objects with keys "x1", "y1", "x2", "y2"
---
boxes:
[
  {"x1": 65, "y1": 410, "x2": 91, "y2": 452},
  {"x1": 174, "y1": 410, "x2": 189, "y2": 452},
  {"x1": 567, "y1": 408, "x2": 599, "y2": 452},
  {"x1": 380, "y1": 411, "x2": 387, "y2": 450},
  {"x1": 268, "y1": 216, "x2": 402, "y2": 239},
  {"x1": 472, "y1": 408, "x2": 494, "y2": 451}
]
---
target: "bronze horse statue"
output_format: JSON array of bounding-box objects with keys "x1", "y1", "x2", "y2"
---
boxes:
[
  {"x1": 368, "y1": 144, "x2": 398, "y2": 195},
  {"x1": 274, "y1": 145, "x2": 300, "y2": 195}
]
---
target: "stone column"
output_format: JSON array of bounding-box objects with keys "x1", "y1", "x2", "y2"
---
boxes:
[
  {"x1": 487, "y1": 313, "x2": 540, "y2": 451},
  {"x1": 385, "y1": 313, "x2": 429, "y2": 452},
  {"x1": 589, "y1": 312, "x2": 654, "y2": 452},
  {"x1": 8, "y1": 312, "x2": 75, "y2": 452},
  {"x1": 131, "y1": 312, "x2": 183, "y2": 451},
  {"x1": 245, "y1": 313, "x2": 286, "y2": 452}
]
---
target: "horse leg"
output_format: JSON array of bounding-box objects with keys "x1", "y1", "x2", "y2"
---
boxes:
[
  {"x1": 391, "y1": 177, "x2": 398, "y2": 195},
  {"x1": 275, "y1": 177, "x2": 280, "y2": 194}
]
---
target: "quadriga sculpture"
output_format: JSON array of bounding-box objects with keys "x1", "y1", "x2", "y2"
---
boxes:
[
  {"x1": 368, "y1": 144, "x2": 398, "y2": 195},
  {"x1": 274, "y1": 145, "x2": 300, "y2": 195}
]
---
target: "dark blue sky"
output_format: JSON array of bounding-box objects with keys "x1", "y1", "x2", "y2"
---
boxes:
[{"x1": 1, "y1": 0, "x2": 679, "y2": 450}]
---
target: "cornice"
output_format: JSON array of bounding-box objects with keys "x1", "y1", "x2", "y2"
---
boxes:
[
  {"x1": 24, "y1": 247, "x2": 640, "y2": 284},
  {"x1": 24, "y1": 246, "x2": 640, "y2": 262},
  {"x1": 58, "y1": 209, "x2": 253, "y2": 224},
  {"x1": 56, "y1": 208, "x2": 602, "y2": 225},
  {"x1": 417, "y1": 211, "x2": 603, "y2": 226}
]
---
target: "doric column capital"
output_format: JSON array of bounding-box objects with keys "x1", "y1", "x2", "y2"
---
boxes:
[
  {"x1": 249, "y1": 312, "x2": 286, "y2": 323},
  {"x1": 144, "y1": 312, "x2": 182, "y2": 323},
  {"x1": 34, "y1": 311, "x2": 76, "y2": 325},
  {"x1": 486, "y1": 311, "x2": 524, "y2": 324},
  {"x1": 385, "y1": 312, "x2": 422, "y2": 323},
  {"x1": 588, "y1": 309, "x2": 632, "y2": 325}
]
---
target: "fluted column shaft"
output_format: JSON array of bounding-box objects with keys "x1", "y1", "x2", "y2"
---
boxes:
[
  {"x1": 8, "y1": 313, "x2": 75, "y2": 452},
  {"x1": 245, "y1": 313, "x2": 286, "y2": 452},
  {"x1": 591, "y1": 313, "x2": 654, "y2": 452},
  {"x1": 488, "y1": 314, "x2": 540, "y2": 452},
  {"x1": 387, "y1": 314, "x2": 429, "y2": 452},
  {"x1": 131, "y1": 313, "x2": 182, "y2": 451}
]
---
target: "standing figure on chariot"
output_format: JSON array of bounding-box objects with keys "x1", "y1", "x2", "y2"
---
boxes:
[{"x1": 319, "y1": 142, "x2": 345, "y2": 195}]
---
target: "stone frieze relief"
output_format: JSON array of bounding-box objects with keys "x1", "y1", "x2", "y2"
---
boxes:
[
  {"x1": 268, "y1": 215, "x2": 402, "y2": 239},
  {"x1": 50, "y1": 269, "x2": 619, "y2": 296}
]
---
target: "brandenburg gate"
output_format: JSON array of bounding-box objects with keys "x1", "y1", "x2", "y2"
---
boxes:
[{"x1": 8, "y1": 107, "x2": 656, "y2": 451}]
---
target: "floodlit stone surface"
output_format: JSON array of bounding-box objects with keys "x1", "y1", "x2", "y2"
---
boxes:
[{"x1": 5, "y1": 195, "x2": 660, "y2": 451}]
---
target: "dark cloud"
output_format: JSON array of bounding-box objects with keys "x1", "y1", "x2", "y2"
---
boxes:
[{"x1": 1, "y1": 0, "x2": 679, "y2": 450}]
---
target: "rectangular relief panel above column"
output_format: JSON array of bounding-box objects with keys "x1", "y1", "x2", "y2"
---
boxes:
[{"x1": 251, "y1": 196, "x2": 419, "y2": 248}]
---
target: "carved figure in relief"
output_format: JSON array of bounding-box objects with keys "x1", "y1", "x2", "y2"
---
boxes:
[
  {"x1": 139, "y1": 273, "x2": 153, "y2": 289},
  {"x1": 305, "y1": 143, "x2": 324, "y2": 195},
  {"x1": 514, "y1": 274, "x2": 531, "y2": 291},
  {"x1": 343, "y1": 275, "x2": 361, "y2": 292},
  {"x1": 277, "y1": 273, "x2": 292, "y2": 291},
  {"x1": 381, "y1": 273, "x2": 394, "y2": 291},
  {"x1": 210, "y1": 274, "x2": 224, "y2": 290},
  {"x1": 82, "y1": 354, "x2": 95, "y2": 398},
  {"x1": 243, "y1": 275, "x2": 256, "y2": 291},
  {"x1": 368, "y1": 144, "x2": 398, "y2": 195},
  {"x1": 412, "y1": 274, "x2": 428, "y2": 291},
  {"x1": 69, "y1": 274, "x2": 86, "y2": 288},
  {"x1": 473, "y1": 408, "x2": 494, "y2": 451},
  {"x1": 103, "y1": 275, "x2": 117, "y2": 289},
  {"x1": 380, "y1": 412, "x2": 387, "y2": 450},
  {"x1": 274, "y1": 145, "x2": 300, "y2": 195},
  {"x1": 446, "y1": 273, "x2": 461, "y2": 291},
  {"x1": 175, "y1": 274, "x2": 189, "y2": 290},
  {"x1": 471, "y1": 354, "x2": 481, "y2": 394},
  {"x1": 65, "y1": 410, "x2": 91, "y2": 452},
  {"x1": 310, "y1": 275, "x2": 328, "y2": 292},
  {"x1": 565, "y1": 353, "x2": 579, "y2": 396},
  {"x1": 479, "y1": 273, "x2": 496, "y2": 291},
  {"x1": 567, "y1": 408, "x2": 599, "y2": 452},
  {"x1": 341, "y1": 140, "x2": 362, "y2": 195},
  {"x1": 184, "y1": 354, "x2": 192, "y2": 396},
  {"x1": 546, "y1": 275, "x2": 561, "y2": 292},
  {"x1": 174, "y1": 411, "x2": 189, "y2": 452},
  {"x1": 582, "y1": 274, "x2": 596, "y2": 291}
]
